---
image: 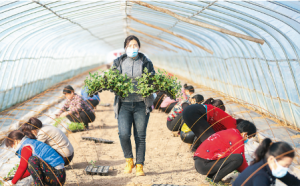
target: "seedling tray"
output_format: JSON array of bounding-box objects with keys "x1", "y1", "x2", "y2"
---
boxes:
[
  {"x1": 152, "y1": 185, "x2": 185, "y2": 186},
  {"x1": 70, "y1": 129, "x2": 85, "y2": 133},
  {"x1": 85, "y1": 165, "x2": 110, "y2": 176},
  {"x1": 93, "y1": 138, "x2": 114, "y2": 144},
  {"x1": 81, "y1": 137, "x2": 114, "y2": 144}
]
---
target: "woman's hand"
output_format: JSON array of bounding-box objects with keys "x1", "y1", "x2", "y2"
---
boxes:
[
  {"x1": 60, "y1": 112, "x2": 69, "y2": 118},
  {"x1": 55, "y1": 113, "x2": 60, "y2": 118},
  {"x1": 4, "y1": 180, "x2": 15, "y2": 186}
]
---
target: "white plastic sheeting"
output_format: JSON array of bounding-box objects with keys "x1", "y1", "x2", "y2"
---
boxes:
[
  {"x1": 0, "y1": 1, "x2": 299, "y2": 129},
  {"x1": 135, "y1": 1, "x2": 300, "y2": 128},
  {"x1": 0, "y1": 1, "x2": 111, "y2": 112}
]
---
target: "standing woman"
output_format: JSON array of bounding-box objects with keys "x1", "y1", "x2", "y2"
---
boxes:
[{"x1": 112, "y1": 35, "x2": 155, "y2": 176}]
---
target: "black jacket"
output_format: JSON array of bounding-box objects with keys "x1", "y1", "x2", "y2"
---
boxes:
[{"x1": 233, "y1": 159, "x2": 300, "y2": 186}]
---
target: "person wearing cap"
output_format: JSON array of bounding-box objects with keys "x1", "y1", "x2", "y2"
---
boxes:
[{"x1": 56, "y1": 85, "x2": 95, "y2": 130}]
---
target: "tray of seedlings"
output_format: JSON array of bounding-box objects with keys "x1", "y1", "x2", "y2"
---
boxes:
[
  {"x1": 85, "y1": 161, "x2": 110, "y2": 176},
  {"x1": 85, "y1": 68, "x2": 182, "y2": 101},
  {"x1": 84, "y1": 69, "x2": 135, "y2": 99}
]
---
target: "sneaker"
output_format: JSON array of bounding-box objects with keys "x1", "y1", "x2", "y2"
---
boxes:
[
  {"x1": 124, "y1": 158, "x2": 134, "y2": 174},
  {"x1": 136, "y1": 164, "x2": 145, "y2": 176}
]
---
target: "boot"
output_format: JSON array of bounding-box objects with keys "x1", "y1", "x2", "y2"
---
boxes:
[
  {"x1": 136, "y1": 164, "x2": 145, "y2": 176},
  {"x1": 124, "y1": 158, "x2": 134, "y2": 174}
]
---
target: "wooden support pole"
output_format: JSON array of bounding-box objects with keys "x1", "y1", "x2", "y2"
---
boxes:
[
  {"x1": 128, "y1": 26, "x2": 192, "y2": 52},
  {"x1": 142, "y1": 42, "x2": 167, "y2": 51},
  {"x1": 128, "y1": 15, "x2": 213, "y2": 54},
  {"x1": 131, "y1": 1, "x2": 265, "y2": 45},
  {"x1": 134, "y1": 34, "x2": 178, "y2": 53}
]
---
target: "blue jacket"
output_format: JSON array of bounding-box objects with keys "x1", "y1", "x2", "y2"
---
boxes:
[
  {"x1": 81, "y1": 86, "x2": 100, "y2": 101},
  {"x1": 233, "y1": 159, "x2": 300, "y2": 186},
  {"x1": 16, "y1": 138, "x2": 64, "y2": 168}
]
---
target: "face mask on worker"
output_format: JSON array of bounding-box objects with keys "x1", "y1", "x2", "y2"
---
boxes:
[
  {"x1": 271, "y1": 159, "x2": 289, "y2": 178},
  {"x1": 126, "y1": 48, "x2": 138, "y2": 58},
  {"x1": 153, "y1": 93, "x2": 157, "y2": 99}
]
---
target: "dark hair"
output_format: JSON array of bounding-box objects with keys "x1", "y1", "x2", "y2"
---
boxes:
[
  {"x1": 183, "y1": 84, "x2": 194, "y2": 93},
  {"x1": 252, "y1": 138, "x2": 295, "y2": 165},
  {"x1": 153, "y1": 92, "x2": 166, "y2": 109},
  {"x1": 192, "y1": 94, "x2": 204, "y2": 103},
  {"x1": 236, "y1": 118, "x2": 245, "y2": 125},
  {"x1": 21, "y1": 117, "x2": 42, "y2": 139},
  {"x1": 236, "y1": 120, "x2": 257, "y2": 137},
  {"x1": 203, "y1": 98, "x2": 226, "y2": 111},
  {"x1": 124, "y1": 35, "x2": 141, "y2": 49},
  {"x1": 5, "y1": 130, "x2": 25, "y2": 147},
  {"x1": 63, "y1": 85, "x2": 74, "y2": 94}
]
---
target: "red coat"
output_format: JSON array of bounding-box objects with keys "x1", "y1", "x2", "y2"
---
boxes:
[
  {"x1": 206, "y1": 104, "x2": 237, "y2": 132},
  {"x1": 194, "y1": 128, "x2": 248, "y2": 172}
]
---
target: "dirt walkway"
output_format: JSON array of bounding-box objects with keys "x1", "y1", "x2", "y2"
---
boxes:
[{"x1": 65, "y1": 90, "x2": 205, "y2": 186}]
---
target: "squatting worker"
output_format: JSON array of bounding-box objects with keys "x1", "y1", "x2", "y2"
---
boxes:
[{"x1": 112, "y1": 35, "x2": 155, "y2": 176}]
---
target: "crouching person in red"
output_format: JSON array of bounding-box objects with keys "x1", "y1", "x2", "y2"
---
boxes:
[
  {"x1": 5, "y1": 130, "x2": 65, "y2": 186},
  {"x1": 193, "y1": 120, "x2": 257, "y2": 185}
]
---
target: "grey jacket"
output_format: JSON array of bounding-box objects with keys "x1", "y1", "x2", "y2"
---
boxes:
[{"x1": 112, "y1": 53, "x2": 155, "y2": 119}]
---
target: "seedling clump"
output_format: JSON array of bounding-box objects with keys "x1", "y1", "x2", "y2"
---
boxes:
[
  {"x1": 85, "y1": 68, "x2": 182, "y2": 100},
  {"x1": 68, "y1": 122, "x2": 84, "y2": 131},
  {"x1": 136, "y1": 68, "x2": 182, "y2": 99},
  {"x1": 84, "y1": 69, "x2": 134, "y2": 98}
]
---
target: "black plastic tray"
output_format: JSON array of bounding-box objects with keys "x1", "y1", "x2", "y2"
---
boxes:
[
  {"x1": 81, "y1": 137, "x2": 114, "y2": 144},
  {"x1": 152, "y1": 185, "x2": 185, "y2": 186},
  {"x1": 85, "y1": 165, "x2": 110, "y2": 176}
]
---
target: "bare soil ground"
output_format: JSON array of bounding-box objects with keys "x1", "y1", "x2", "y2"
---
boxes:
[{"x1": 65, "y1": 90, "x2": 206, "y2": 186}]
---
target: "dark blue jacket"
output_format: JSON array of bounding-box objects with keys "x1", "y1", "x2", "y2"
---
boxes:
[
  {"x1": 81, "y1": 86, "x2": 100, "y2": 101},
  {"x1": 16, "y1": 138, "x2": 65, "y2": 168},
  {"x1": 233, "y1": 159, "x2": 300, "y2": 186}
]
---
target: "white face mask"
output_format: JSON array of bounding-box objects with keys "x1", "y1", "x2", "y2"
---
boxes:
[
  {"x1": 271, "y1": 159, "x2": 289, "y2": 178},
  {"x1": 153, "y1": 93, "x2": 157, "y2": 99},
  {"x1": 126, "y1": 48, "x2": 138, "y2": 58}
]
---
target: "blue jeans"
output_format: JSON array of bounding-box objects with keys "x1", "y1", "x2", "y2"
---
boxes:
[{"x1": 118, "y1": 102, "x2": 150, "y2": 165}]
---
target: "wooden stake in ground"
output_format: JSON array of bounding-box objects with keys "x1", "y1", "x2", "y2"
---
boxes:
[
  {"x1": 128, "y1": 15, "x2": 213, "y2": 54},
  {"x1": 131, "y1": 1, "x2": 265, "y2": 45},
  {"x1": 128, "y1": 26, "x2": 192, "y2": 52}
]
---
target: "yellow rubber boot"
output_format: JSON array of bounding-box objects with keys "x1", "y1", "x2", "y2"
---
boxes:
[
  {"x1": 124, "y1": 158, "x2": 134, "y2": 174},
  {"x1": 136, "y1": 164, "x2": 145, "y2": 176}
]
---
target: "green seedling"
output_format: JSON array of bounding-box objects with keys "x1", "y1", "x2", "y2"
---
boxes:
[
  {"x1": 136, "y1": 68, "x2": 182, "y2": 99},
  {"x1": 84, "y1": 69, "x2": 134, "y2": 98},
  {"x1": 68, "y1": 122, "x2": 84, "y2": 131},
  {"x1": 3, "y1": 164, "x2": 19, "y2": 182},
  {"x1": 53, "y1": 117, "x2": 65, "y2": 127},
  {"x1": 85, "y1": 68, "x2": 182, "y2": 99},
  {"x1": 89, "y1": 160, "x2": 96, "y2": 168}
]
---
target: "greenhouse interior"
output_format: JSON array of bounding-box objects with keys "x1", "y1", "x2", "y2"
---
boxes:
[{"x1": 0, "y1": 1, "x2": 299, "y2": 186}]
